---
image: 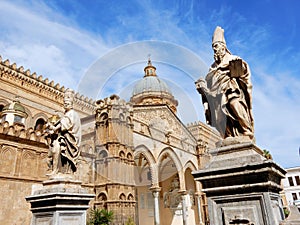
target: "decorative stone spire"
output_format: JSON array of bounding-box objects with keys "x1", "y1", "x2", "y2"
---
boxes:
[{"x1": 144, "y1": 55, "x2": 157, "y2": 77}]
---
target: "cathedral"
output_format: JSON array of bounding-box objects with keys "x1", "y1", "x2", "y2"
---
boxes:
[{"x1": 0, "y1": 56, "x2": 220, "y2": 225}]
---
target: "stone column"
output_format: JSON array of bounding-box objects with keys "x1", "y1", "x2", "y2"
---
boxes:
[
  {"x1": 150, "y1": 187, "x2": 161, "y2": 225},
  {"x1": 195, "y1": 192, "x2": 204, "y2": 225},
  {"x1": 179, "y1": 191, "x2": 188, "y2": 225}
]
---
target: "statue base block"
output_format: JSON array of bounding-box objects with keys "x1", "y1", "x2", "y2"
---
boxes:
[
  {"x1": 193, "y1": 142, "x2": 286, "y2": 225},
  {"x1": 26, "y1": 177, "x2": 94, "y2": 225}
]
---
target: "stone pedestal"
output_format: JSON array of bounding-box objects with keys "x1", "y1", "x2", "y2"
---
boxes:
[
  {"x1": 192, "y1": 142, "x2": 286, "y2": 225},
  {"x1": 26, "y1": 178, "x2": 95, "y2": 225}
]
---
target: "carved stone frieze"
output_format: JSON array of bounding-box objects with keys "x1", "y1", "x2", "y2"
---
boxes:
[{"x1": 133, "y1": 105, "x2": 197, "y2": 151}]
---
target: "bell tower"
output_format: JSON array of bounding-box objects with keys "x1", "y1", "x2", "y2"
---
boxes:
[{"x1": 94, "y1": 94, "x2": 136, "y2": 223}]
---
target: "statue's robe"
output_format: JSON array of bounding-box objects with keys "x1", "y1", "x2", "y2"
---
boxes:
[
  {"x1": 59, "y1": 109, "x2": 81, "y2": 172},
  {"x1": 203, "y1": 53, "x2": 254, "y2": 138}
]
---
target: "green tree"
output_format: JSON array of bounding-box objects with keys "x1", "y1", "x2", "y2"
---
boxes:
[
  {"x1": 283, "y1": 207, "x2": 290, "y2": 218},
  {"x1": 87, "y1": 208, "x2": 114, "y2": 225},
  {"x1": 262, "y1": 149, "x2": 273, "y2": 160},
  {"x1": 125, "y1": 217, "x2": 135, "y2": 225}
]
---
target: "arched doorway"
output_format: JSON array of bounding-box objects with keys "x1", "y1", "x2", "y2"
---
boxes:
[{"x1": 158, "y1": 152, "x2": 182, "y2": 225}]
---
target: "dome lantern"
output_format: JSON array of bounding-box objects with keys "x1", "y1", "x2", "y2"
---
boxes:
[{"x1": 144, "y1": 57, "x2": 157, "y2": 77}]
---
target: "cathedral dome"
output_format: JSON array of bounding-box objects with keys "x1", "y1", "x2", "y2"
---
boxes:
[
  {"x1": 132, "y1": 75, "x2": 171, "y2": 96},
  {"x1": 2, "y1": 100, "x2": 26, "y2": 114},
  {"x1": 1, "y1": 100, "x2": 28, "y2": 125},
  {"x1": 130, "y1": 59, "x2": 178, "y2": 113}
]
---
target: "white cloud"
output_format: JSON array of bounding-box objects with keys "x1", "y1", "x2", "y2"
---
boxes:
[
  {"x1": 253, "y1": 68, "x2": 300, "y2": 167},
  {"x1": 0, "y1": 0, "x2": 108, "y2": 88}
]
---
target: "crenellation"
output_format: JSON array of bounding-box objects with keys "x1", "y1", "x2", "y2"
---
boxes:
[
  {"x1": 25, "y1": 69, "x2": 30, "y2": 76},
  {"x1": 11, "y1": 63, "x2": 17, "y2": 70},
  {"x1": 37, "y1": 75, "x2": 43, "y2": 81},
  {"x1": 0, "y1": 59, "x2": 96, "y2": 112},
  {"x1": 31, "y1": 72, "x2": 37, "y2": 79},
  {"x1": 18, "y1": 65, "x2": 24, "y2": 72},
  {"x1": 4, "y1": 59, "x2": 10, "y2": 66},
  {"x1": 0, "y1": 121, "x2": 48, "y2": 145}
]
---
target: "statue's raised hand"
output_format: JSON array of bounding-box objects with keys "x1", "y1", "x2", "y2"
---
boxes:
[{"x1": 195, "y1": 78, "x2": 209, "y2": 95}]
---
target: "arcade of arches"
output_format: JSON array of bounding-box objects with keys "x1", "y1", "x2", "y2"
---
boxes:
[{"x1": 0, "y1": 57, "x2": 220, "y2": 224}]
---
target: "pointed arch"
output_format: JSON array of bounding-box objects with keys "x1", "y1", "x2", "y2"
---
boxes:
[
  {"x1": 134, "y1": 144, "x2": 157, "y2": 186},
  {"x1": 119, "y1": 150, "x2": 125, "y2": 158},
  {"x1": 127, "y1": 193, "x2": 134, "y2": 201},
  {"x1": 0, "y1": 147, "x2": 17, "y2": 174},
  {"x1": 32, "y1": 112, "x2": 48, "y2": 123},
  {"x1": 133, "y1": 144, "x2": 156, "y2": 165},
  {"x1": 97, "y1": 192, "x2": 108, "y2": 201},
  {"x1": 32, "y1": 112, "x2": 48, "y2": 131},
  {"x1": 119, "y1": 193, "x2": 126, "y2": 200},
  {"x1": 127, "y1": 152, "x2": 133, "y2": 160},
  {"x1": 157, "y1": 147, "x2": 183, "y2": 173},
  {"x1": 158, "y1": 147, "x2": 185, "y2": 190},
  {"x1": 183, "y1": 160, "x2": 198, "y2": 173}
]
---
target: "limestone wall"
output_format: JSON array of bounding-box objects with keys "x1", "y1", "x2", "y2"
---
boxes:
[{"x1": 0, "y1": 122, "x2": 48, "y2": 225}]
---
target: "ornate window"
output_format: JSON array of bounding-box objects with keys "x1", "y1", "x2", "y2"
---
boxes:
[
  {"x1": 34, "y1": 118, "x2": 46, "y2": 131},
  {"x1": 119, "y1": 193, "x2": 126, "y2": 200},
  {"x1": 99, "y1": 150, "x2": 108, "y2": 158}
]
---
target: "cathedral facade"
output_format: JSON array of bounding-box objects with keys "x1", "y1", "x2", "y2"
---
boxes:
[{"x1": 0, "y1": 56, "x2": 220, "y2": 225}]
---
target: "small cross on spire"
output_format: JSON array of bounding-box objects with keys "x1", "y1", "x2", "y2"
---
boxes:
[{"x1": 147, "y1": 54, "x2": 152, "y2": 66}]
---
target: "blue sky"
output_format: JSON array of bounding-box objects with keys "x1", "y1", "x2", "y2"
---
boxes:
[{"x1": 0, "y1": 0, "x2": 299, "y2": 168}]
